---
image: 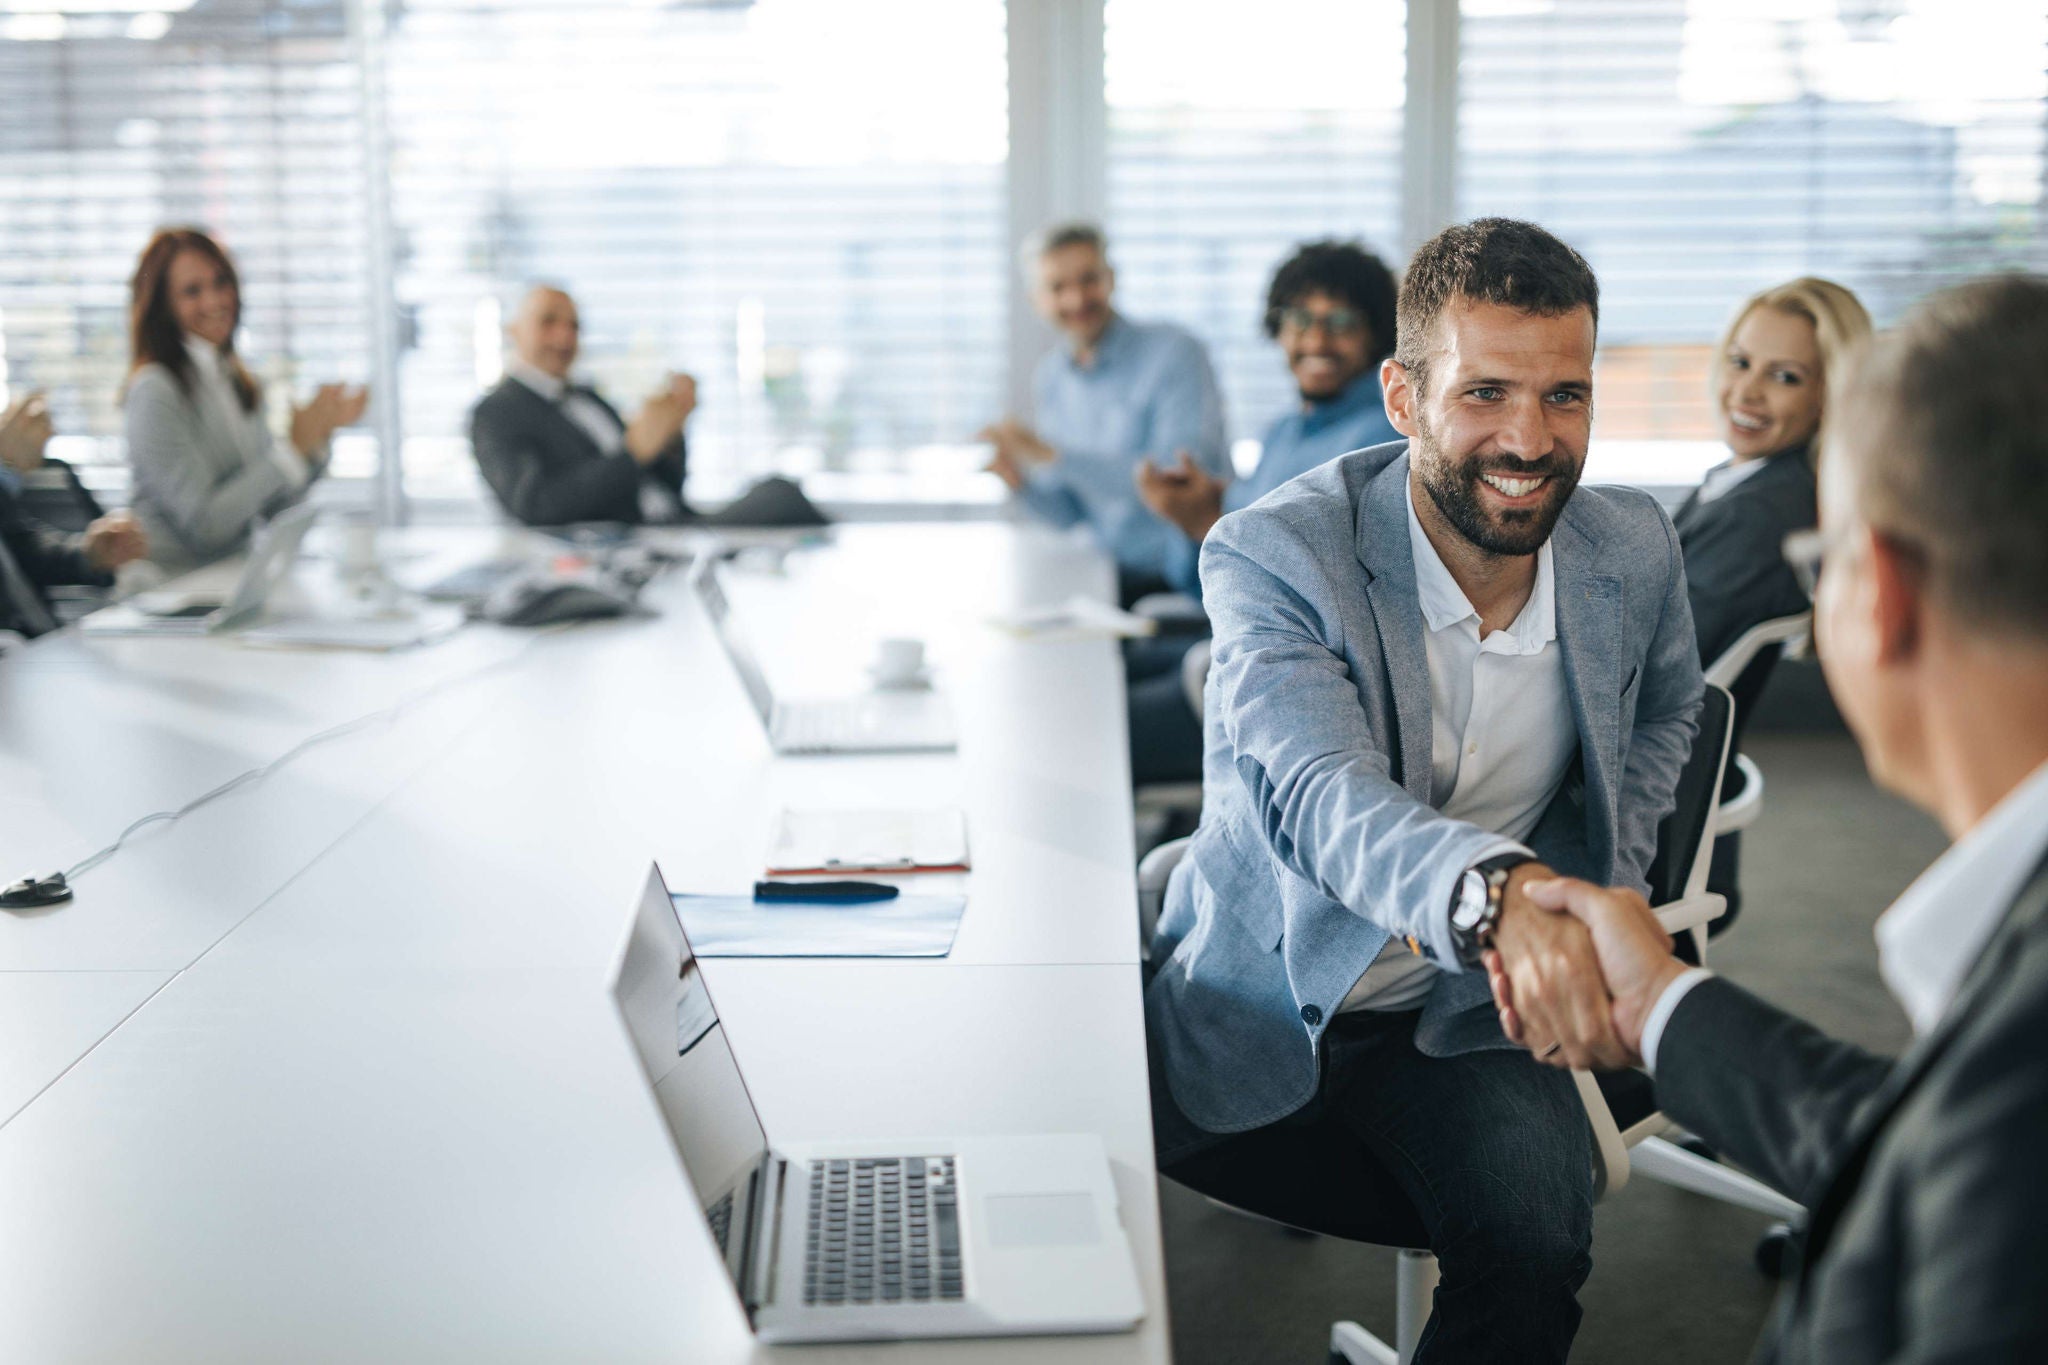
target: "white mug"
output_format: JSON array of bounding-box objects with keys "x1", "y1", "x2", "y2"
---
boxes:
[{"x1": 870, "y1": 637, "x2": 927, "y2": 688}]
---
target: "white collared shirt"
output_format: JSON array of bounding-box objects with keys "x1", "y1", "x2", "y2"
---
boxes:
[
  {"x1": 1644, "y1": 756, "x2": 2048, "y2": 1069},
  {"x1": 507, "y1": 359, "x2": 626, "y2": 457},
  {"x1": 1694, "y1": 456, "x2": 1768, "y2": 505},
  {"x1": 184, "y1": 336, "x2": 306, "y2": 489},
  {"x1": 1340, "y1": 481, "x2": 1579, "y2": 1012}
]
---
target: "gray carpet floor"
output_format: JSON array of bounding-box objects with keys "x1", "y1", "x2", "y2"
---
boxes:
[{"x1": 1159, "y1": 726, "x2": 1950, "y2": 1364}]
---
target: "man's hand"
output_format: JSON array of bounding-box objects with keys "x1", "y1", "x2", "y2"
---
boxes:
[
  {"x1": 625, "y1": 378, "x2": 693, "y2": 466},
  {"x1": 81, "y1": 511, "x2": 149, "y2": 572},
  {"x1": 1486, "y1": 877, "x2": 1689, "y2": 1070},
  {"x1": 976, "y1": 417, "x2": 1055, "y2": 492},
  {"x1": 1482, "y1": 862, "x2": 1629, "y2": 1070},
  {"x1": 1, "y1": 391, "x2": 54, "y2": 473},
  {"x1": 289, "y1": 384, "x2": 369, "y2": 461},
  {"x1": 1133, "y1": 450, "x2": 1226, "y2": 542}
]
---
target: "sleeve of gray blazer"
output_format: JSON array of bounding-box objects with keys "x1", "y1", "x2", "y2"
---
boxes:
[
  {"x1": 1655, "y1": 976, "x2": 1893, "y2": 1203},
  {"x1": 124, "y1": 367, "x2": 296, "y2": 563},
  {"x1": 1611, "y1": 499, "x2": 1705, "y2": 892},
  {"x1": 469, "y1": 392, "x2": 643, "y2": 525},
  {"x1": 1200, "y1": 510, "x2": 1516, "y2": 969}
]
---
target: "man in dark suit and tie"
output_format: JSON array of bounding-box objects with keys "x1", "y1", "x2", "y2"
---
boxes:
[
  {"x1": 1491, "y1": 274, "x2": 2048, "y2": 1362},
  {"x1": 469, "y1": 285, "x2": 823, "y2": 528}
]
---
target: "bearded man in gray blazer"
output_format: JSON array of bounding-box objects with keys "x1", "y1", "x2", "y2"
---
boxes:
[
  {"x1": 1145, "y1": 219, "x2": 1704, "y2": 1363},
  {"x1": 1496, "y1": 276, "x2": 2048, "y2": 1362}
]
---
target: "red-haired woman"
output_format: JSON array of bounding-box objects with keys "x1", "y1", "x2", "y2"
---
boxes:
[{"x1": 122, "y1": 228, "x2": 366, "y2": 572}]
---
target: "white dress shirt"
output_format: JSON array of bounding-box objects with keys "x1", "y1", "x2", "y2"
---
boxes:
[
  {"x1": 1643, "y1": 756, "x2": 2048, "y2": 1070},
  {"x1": 1693, "y1": 455, "x2": 1768, "y2": 506},
  {"x1": 184, "y1": 336, "x2": 307, "y2": 489},
  {"x1": 1340, "y1": 481, "x2": 1580, "y2": 1012}
]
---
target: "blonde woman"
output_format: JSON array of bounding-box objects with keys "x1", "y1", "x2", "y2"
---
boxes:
[{"x1": 1674, "y1": 277, "x2": 1872, "y2": 664}]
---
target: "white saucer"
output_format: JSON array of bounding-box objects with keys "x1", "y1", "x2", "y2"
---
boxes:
[{"x1": 866, "y1": 664, "x2": 935, "y2": 691}]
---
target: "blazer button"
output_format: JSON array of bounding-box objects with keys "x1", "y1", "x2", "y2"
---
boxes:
[{"x1": 1300, "y1": 1004, "x2": 1323, "y2": 1027}]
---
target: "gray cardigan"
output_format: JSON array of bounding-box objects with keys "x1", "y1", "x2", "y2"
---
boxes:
[{"x1": 124, "y1": 363, "x2": 314, "y2": 574}]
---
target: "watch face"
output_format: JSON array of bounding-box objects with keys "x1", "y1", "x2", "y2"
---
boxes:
[{"x1": 1451, "y1": 869, "x2": 1489, "y2": 932}]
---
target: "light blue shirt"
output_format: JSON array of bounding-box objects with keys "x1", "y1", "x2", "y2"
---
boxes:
[
  {"x1": 1021, "y1": 314, "x2": 1227, "y2": 580},
  {"x1": 1163, "y1": 371, "x2": 1398, "y2": 595}
]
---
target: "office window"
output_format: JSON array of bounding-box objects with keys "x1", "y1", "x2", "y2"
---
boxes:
[
  {"x1": 1104, "y1": 0, "x2": 1406, "y2": 455},
  {"x1": 383, "y1": 0, "x2": 1009, "y2": 500},
  {"x1": 0, "y1": 0, "x2": 371, "y2": 488},
  {"x1": 1461, "y1": 0, "x2": 2048, "y2": 447}
]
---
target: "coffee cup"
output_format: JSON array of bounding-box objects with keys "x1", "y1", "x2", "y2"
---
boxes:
[{"x1": 870, "y1": 637, "x2": 928, "y2": 689}]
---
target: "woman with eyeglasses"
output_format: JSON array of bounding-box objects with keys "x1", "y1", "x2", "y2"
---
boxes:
[
  {"x1": 122, "y1": 227, "x2": 367, "y2": 573},
  {"x1": 1675, "y1": 277, "x2": 1872, "y2": 668}
]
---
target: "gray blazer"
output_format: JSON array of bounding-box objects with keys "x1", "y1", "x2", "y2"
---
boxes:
[
  {"x1": 1672, "y1": 448, "x2": 1816, "y2": 666},
  {"x1": 124, "y1": 364, "x2": 311, "y2": 574},
  {"x1": 1659, "y1": 854, "x2": 2048, "y2": 1363},
  {"x1": 1145, "y1": 441, "x2": 1704, "y2": 1134}
]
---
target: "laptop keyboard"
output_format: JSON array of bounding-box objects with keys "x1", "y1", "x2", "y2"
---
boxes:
[
  {"x1": 804, "y1": 1156, "x2": 963, "y2": 1307},
  {"x1": 706, "y1": 1189, "x2": 735, "y2": 1256},
  {"x1": 777, "y1": 699, "x2": 953, "y2": 753}
]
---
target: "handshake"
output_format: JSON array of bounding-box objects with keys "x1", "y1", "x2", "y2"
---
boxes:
[{"x1": 1480, "y1": 864, "x2": 1698, "y2": 1072}]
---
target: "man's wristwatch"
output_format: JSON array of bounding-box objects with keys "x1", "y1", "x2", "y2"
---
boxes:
[{"x1": 1448, "y1": 853, "x2": 1535, "y2": 968}]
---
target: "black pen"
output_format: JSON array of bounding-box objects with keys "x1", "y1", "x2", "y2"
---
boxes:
[{"x1": 753, "y1": 879, "x2": 901, "y2": 904}]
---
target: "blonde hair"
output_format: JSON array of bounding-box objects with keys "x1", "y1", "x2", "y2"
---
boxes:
[{"x1": 1712, "y1": 276, "x2": 1874, "y2": 457}]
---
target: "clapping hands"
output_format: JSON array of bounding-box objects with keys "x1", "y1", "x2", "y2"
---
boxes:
[
  {"x1": 1, "y1": 390, "x2": 55, "y2": 473},
  {"x1": 977, "y1": 417, "x2": 1055, "y2": 492},
  {"x1": 1133, "y1": 450, "x2": 1226, "y2": 542},
  {"x1": 289, "y1": 384, "x2": 369, "y2": 462},
  {"x1": 626, "y1": 372, "x2": 697, "y2": 465}
]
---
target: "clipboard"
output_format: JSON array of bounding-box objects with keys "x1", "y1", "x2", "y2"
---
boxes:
[{"x1": 766, "y1": 807, "x2": 970, "y2": 876}]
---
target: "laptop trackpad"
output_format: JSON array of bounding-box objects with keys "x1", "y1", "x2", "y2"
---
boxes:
[{"x1": 984, "y1": 1193, "x2": 1100, "y2": 1248}]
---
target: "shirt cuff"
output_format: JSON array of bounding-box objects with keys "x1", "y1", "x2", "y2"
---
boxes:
[{"x1": 1639, "y1": 967, "x2": 1713, "y2": 1075}]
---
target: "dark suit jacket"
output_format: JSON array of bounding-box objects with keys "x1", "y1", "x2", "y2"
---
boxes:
[
  {"x1": 469, "y1": 378, "x2": 686, "y2": 526},
  {"x1": 1672, "y1": 449, "x2": 1816, "y2": 666},
  {"x1": 1658, "y1": 853, "x2": 2048, "y2": 1363},
  {"x1": 0, "y1": 481, "x2": 108, "y2": 637}
]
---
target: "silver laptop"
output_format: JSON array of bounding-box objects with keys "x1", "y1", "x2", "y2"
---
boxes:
[
  {"x1": 607, "y1": 864, "x2": 1144, "y2": 1343},
  {"x1": 87, "y1": 503, "x2": 318, "y2": 636},
  {"x1": 691, "y1": 563, "x2": 956, "y2": 755}
]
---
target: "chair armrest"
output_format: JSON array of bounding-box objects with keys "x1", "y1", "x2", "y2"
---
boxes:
[
  {"x1": 1715, "y1": 754, "x2": 1765, "y2": 834},
  {"x1": 1655, "y1": 893, "x2": 1727, "y2": 937}
]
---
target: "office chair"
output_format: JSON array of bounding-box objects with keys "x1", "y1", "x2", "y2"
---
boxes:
[
  {"x1": 1131, "y1": 638, "x2": 1212, "y2": 853},
  {"x1": 1140, "y1": 684, "x2": 1796, "y2": 1363},
  {"x1": 1698, "y1": 611, "x2": 1812, "y2": 935}
]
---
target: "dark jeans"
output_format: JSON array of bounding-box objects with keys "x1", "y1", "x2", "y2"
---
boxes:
[
  {"x1": 1153, "y1": 1009, "x2": 1595, "y2": 1364},
  {"x1": 1125, "y1": 635, "x2": 1205, "y2": 786}
]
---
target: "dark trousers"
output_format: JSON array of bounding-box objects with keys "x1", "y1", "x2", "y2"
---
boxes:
[
  {"x1": 1153, "y1": 1009, "x2": 1595, "y2": 1364},
  {"x1": 1125, "y1": 635, "x2": 1205, "y2": 786}
]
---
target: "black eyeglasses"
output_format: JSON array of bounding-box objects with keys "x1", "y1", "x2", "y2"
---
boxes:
[{"x1": 1278, "y1": 305, "x2": 1366, "y2": 337}]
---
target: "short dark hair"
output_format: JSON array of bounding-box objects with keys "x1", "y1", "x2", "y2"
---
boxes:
[
  {"x1": 1832, "y1": 273, "x2": 2048, "y2": 643},
  {"x1": 1263, "y1": 239, "x2": 1398, "y2": 365},
  {"x1": 1394, "y1": 218, "x2": 1599, "y2": 395}
]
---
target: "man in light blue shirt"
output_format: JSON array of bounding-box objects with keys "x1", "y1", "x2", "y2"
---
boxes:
[
  {"x1": 1127, "y1": 241, "x2": 1402, "y2": 785},
  {"x1": 981, "y1": 224, "x2": 1227, "y2": 603}
]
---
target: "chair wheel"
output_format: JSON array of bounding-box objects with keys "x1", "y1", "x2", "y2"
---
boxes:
[{"x1": 1755, "y1": 1222, "x2": 1795, "y2": 1278}]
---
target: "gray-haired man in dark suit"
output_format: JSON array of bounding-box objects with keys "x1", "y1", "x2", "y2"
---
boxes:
[
  {"x1": 1499, "y1": 274, "x2": 2048, "y2": 1362},
  {"x1": 469, "y1": 285, "x2": 822, "y2": 529}
]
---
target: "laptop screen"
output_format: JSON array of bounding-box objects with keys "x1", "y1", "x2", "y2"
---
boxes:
[
  {"x1": 609, "y1": 864, "x2": 773, "y2": 1290},
  {"x1": 690, "y1": 566, "x2": 778, "y2": 730}
]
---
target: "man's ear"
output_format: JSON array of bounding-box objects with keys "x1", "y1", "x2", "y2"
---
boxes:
[
  {"x1": 1867, "y1": 527, "x2": 1924, "y2": 667},
  {"x1": 1381, "y1": 357, "x2": 1419, "y2": 439}
]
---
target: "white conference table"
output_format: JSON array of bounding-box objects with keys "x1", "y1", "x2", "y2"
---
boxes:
[{"x1": 0, "y1": 521, "x2": 1168, "y2": 1362}]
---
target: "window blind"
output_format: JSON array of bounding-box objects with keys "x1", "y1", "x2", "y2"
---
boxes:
[
  {"x1": 382, "y1": 0, "x2": 1009, "y2": 499},
  {"x1": 0, "y1": 0, "x2": 370, "y2": 485},
  {"x1": 1461, "y1": 0, "x2": 2048, "y2": 444},
  {"x1": 1104, "y1": 0, "x2": 1407, "y2": 454}
]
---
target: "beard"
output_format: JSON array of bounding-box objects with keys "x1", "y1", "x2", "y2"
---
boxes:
[{"x1": 1412, "y1": 414, "x2": 1582, "y2": 557}]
